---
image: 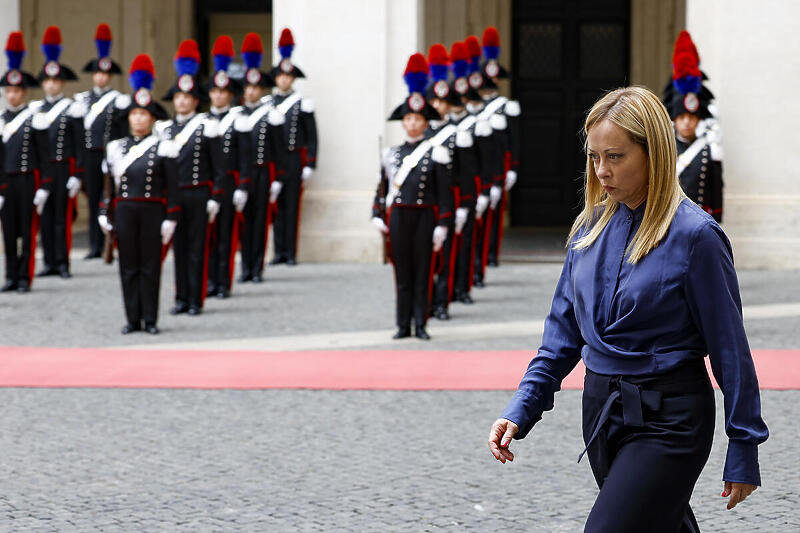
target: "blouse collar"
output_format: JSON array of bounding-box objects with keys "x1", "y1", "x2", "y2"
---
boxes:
[{"x1": 618, "y1": 200, "x2": 647, "y2": 221}]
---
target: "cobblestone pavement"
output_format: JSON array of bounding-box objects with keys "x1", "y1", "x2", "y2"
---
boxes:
[{"x1": 0, "y1": 388, "x2": 797, "y2": 531}]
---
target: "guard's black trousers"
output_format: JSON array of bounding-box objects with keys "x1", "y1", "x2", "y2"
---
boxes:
[
  {"x1": 84, "y1": 149, "x2": 106, "y2": 256},
  {"x1": 431, "y1": 214, "x2": 455, "y2": 310},
  {"x1": 487, "y1": 191, "x2": 505, "y2": 265},
  {"x1": 1, "y1": 176, "x2": 36, "y2": 285},
  {"x1": 240, "y1": 165, "x2": 271, "y2": 279},
  {"x1": 174, "y1": 187, "x2": 210, "y2": 308},
  {"x1": 273, "y1": 151, "x2": 302, "y2": 261},
  {"x1": 473, "y1": 208, "x2": 492, "y2": 283},
  {"x1": 390, "y1": 206, "x2": 435, "y2": 329},
  {"x1": 115, "y1": 201, "x2": 164, "y2": 325},
  {"x1": 581, "y1": 360, "x2": 715, "y2": 533},
  {"x1": 208, "y1": 182, "x2": 235, "y2": 292},
  {"x1": 40, "y1": 162, "x2": 71, "y2": 271},
  {"x1": 453, "y1": 208, "x2": 475, "y2": 297}
]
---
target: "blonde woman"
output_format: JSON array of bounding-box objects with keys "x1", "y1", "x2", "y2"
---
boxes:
[{"x1": 487, "y1": 87, "x2": 767, "y2": 531}]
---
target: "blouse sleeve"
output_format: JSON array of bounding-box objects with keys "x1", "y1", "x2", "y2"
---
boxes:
[
  {"x1": 685, "y1": 221, "x2": 769, "y2": 485},
  {"x1": 501, "y1": 246, "x2": 585, "y2": 439}
]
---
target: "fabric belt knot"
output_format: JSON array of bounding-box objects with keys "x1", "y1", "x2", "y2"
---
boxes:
[{"x1": 577, "y1": 377, "x2": 662, "y2": 463}]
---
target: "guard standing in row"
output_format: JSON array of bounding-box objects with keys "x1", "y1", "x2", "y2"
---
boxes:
[
  {"x1": 269, "y1": 28, "x2": 317, "y2": 266},
  {"x1": 75, "y1": 23, "x2": 126, "y2": 260},
  {"x1": 158, "y1": 39, "x2": 222, "y2": 315},
  {"x1": 100, "y1": 54, "x2": 179, "y2": 334},
  {"x1": 372, "y1": 53, "x2": 452, "y2": 340},
  {"x1": 0, "y1": 31, "x2": 49, "y2": 293},
  {"x1": 425, "y1": 43, "x2": 476, "y2": 321},
  {"x1": 238, "y1": 32, "x2": 286, "y2": 283},
  {"x1": 206, "y1": 35, "x2": 248, "y2": 299},
  {"x1": 662, "y1": 30, "x2": 723, "y2": 222},
  {"x1": 479, "y1": 27, "x2": 521, "y2": 267},
  {"x1": 35, "y1": 26, "x2": 85, "y2": 279}
]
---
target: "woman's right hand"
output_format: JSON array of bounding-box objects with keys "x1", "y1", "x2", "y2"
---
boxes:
[{"x1": 488, "y1": 418, "x2": 519, "y2": 464}]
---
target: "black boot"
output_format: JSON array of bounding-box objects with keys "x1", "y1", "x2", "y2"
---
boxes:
[
  {"x1": 393, "y1": 327, "x2": 411, "y2": 339},
  {"x1": 414, "y1": 326, "x2": 431, "y2": 340}
]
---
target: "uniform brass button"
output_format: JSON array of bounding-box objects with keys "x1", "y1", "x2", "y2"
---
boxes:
[{"x1": 416, "y1": 199, "x2": 423, "y2": 204}]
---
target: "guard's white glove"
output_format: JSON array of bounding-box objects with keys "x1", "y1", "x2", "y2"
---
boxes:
[
  {"x1": 504, "y1": 170, "x2": 517, "y2": 191},
  {"x1": 206, "y1": 199, "x2": 220, "y2": 223},
  {"x1": 98, "y1": 215, "x2": 113, "y2": 234},
  {"x1": 301, "y1": 166, "x2": 313, "y2": 181},
  {"x1": 33, "y1": 189, "x2": 50, "y2": 215},
  {"x1": 66, "y1": 176, "x2": 81, "y2": 198},
  {"x1": 490, "y1": 185, "x2": 503, "y2": 210},
  {"x1": 0, "y1": 196, "x2": 4, "y2": 212},
  {"x1": 269, "y1": 181, "x2": 283, "y2": 204},
  {"x1": 371, "y1": 216, "x2": 388, "y2": 234},
  {"x1": 232, "y1": 189, "x2": 248, "y2": 212},
  {"x1": 454, "y1": 207, "x2": 469, "y2": 235},
  {"x1": 475, "y1": 194, "x2": 489, "y2": 219},
  {"x1": 160, "y1": 219, "x2": 177, "y2": 245},
  {"x1": 432, "y1": 225, "x2": 448, "y2": 252}
]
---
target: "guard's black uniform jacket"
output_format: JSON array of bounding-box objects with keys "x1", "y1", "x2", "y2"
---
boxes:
[
  {"x1": 1, "y1": 104, "x2": 49, "y2": 290},
  {"x1": 74, "y1": 87, "x2": 127, "y2": 257},
  {"x1": 35, "y1": 96, "x2": 86, "y2": 275},
  {"x1": 424, "y1": 119, "x2": 477, "y2": 313},
  {"x1": 102, "y1": 134, "x2": 180, "y2": 327},
  {"x1": 207, "y1": 105, "x2": 250, "y2": 295},
  {"x1": 156, "y1": 113, "x2": 224, "y2": 310},
  {"x1": 271, "y1": 90, "x2": 318, "y2": 263},
  {"x1": 373, "y1": 139, "x2": 452, "y2": 330},
  {"x1": 677, "y1": 135, "x2": 723, "y2": 223},
  {"x1": 238, "y1": 99, "x2": 287, "y2": 281}
]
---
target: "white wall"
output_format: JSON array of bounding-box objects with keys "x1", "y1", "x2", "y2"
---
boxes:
[
  {"x1": 0, "y1": 0, "x2": 20, "y2": 107},
  {"x1": 272, "y1": 0, "x2": 423, "y2": 262},
  {"x1": 687, "y1": 0, "x2": 800, "y2": 269}
]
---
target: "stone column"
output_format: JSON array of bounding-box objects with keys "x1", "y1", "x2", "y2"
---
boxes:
[
  {"x1": 272, "y1": 0, "x2": 423, "y2": 262},
  {"x1": 687, "y1": 0, "x2": 800, "y2": 269}
]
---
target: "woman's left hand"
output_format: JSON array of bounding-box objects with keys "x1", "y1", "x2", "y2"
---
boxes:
[{"x1": 722, "y1": 481, "x2": 757, "y2": 510}]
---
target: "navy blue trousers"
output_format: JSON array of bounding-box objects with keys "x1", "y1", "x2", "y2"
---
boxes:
[{"x1": 581, "y1": 360, "x2": 715, "y2": 533}]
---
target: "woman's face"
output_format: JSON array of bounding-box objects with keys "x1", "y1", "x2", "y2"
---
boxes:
[{"x1": 586, "y1": 119, "x2": 649, "y2": 210}]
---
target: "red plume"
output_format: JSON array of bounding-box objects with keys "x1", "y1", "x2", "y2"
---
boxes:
[
  {"x1": 95, "y1": 23, "x2": 112, "y2": 41},
  {"x1": 130, "y1": 53, "x2": 155, "y2": 76},
  {"x1": 465, "y1": 35, "x2": 481, "y2": 58},
  {"x1": 241, "y1": 32, "x2": 263, "y2": 53},
  {"x1": 6, "y1": 31, "x2": 25, "y2": 52},
  {"x1": 42, "y1": 26, "x2": 62, "y2": 46},
  {"x1": 427, "y1": 43, "x2": 449, "y2": 66},
  {"x1": 673, "y1": 30, "x2": 700, "y2": 65},
  {"x1": 672, "y1": 51, "x2": 701, "y2": 79},
  {"x1": 450, "y1": 41, "x2": 468, "y2": 62},
  {"x1": 482, "y1": 26, "x2": 500, "y2": 47},
  {"x1": 404, "y1": 52, "x2": 429, "y2": 75},
  {"x1": 175, "y1": 39, "x2": 200, "y2": 61},
  {"x1": 279, "y1": 28, "x2": 294, "y2": 47},
  {"x1": 212, "y1": 35, "x2": 234, "y2": 57}
]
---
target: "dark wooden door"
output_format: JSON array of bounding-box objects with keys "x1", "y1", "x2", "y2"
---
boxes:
[{"x1": 510, "y1": 0, "x2": 630, "y2": 226}]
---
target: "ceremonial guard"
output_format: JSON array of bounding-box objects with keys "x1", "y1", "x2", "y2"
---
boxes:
[
  {"x1": 158, "y1": 39, "x2": 222, "y2": 315},
  {"x1": 448, "y1": 40, "x2": 492, "y2": 304},
  {"x1": 371, "y1": 53, "x2": 452, "y2": 340},
  {"x1": 237, "y1": 32, "x2": 286, "y2": 283},
  {"x1": 268, "y1": 28, "x2": 317, "y2": 266},
  {"x1": 663, "y1": 31, "x2": 723, "y2": 222},
  {"x1": 465, "y1": 35, "x2": 503, "y2": 288},
  {"x1": 206, "y1": 35, "x2": 248, "y2": 299},
  {"x1": 479, "y1": 27, "x2": 521, "y2": 266},
  {"x1": 424, "y1": 43, "x2": 476, "y2": 320},
  {"x1": 0, "y1": 31, "x2": 48, "y2": 293},
  {"x1": 99, "y1": 54, "x2": 179, "y2": 334},
  {"x1": 34, "y1": 26, "x2": 85, "y2": 279},
  {"x1": 75, "y1": 23, "x2": 126, "y2": 259}
]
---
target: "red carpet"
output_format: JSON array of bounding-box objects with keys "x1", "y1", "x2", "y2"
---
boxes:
[{"x1": 0, "y1": 347, "x2": 797, "y2": 390}]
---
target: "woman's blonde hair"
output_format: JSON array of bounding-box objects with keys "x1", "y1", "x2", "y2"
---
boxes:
[{"x1": 568, "y1": 86, "x2": 685, "y2": 264}]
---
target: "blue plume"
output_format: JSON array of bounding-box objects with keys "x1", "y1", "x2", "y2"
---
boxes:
[
  {"x1": 468, "y1": 56, "x2": 480, "y2": 74},
  {"x1": 42, "y1": 44, "x2": 61, "y2": 62},
  {"x1": 430, "y1": 64, "x2": 448, "y2": 82},
  {"x1": 243, "y1": 51, "x2": 262, "y2": 70},
  {"x1": 404, "y1": 71, "x2": 428, "y2": 95},
  {"x1": 673, "y1": 75, "x2": 701, "y2": 96},
  {"x1": 174, "y1": 57, "x2": 198, "y2": 77},
  {"x1": 96, "y1": 39, "x2": 111, "y2": 58},
  {"x1": 129, "y1": 70, "x2": 153, "y2": 91},
  {"x1": 483, "y1": 45, "x2": 499, "y2": 60},
  {"x1": 214, "y1": 54, "x2": 231, "y2": 73},
  {"x1": 6, "y1": 50, "x2": 23, "y2": 70},
  {"x1": 279, "y1": 44, "x2": 294, "y2": 59},
  {"x1": 452, "y1": 59, "x2": 468, "y2": 79}
]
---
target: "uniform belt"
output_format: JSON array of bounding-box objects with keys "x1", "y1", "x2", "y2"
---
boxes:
[{"x1": 577, "y1": 360, "x2": 709, "y2": 464}]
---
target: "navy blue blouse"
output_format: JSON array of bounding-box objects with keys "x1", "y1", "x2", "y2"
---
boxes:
[{"x1": 502, "y1": 199, "x2": 769, "y2": 485}]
